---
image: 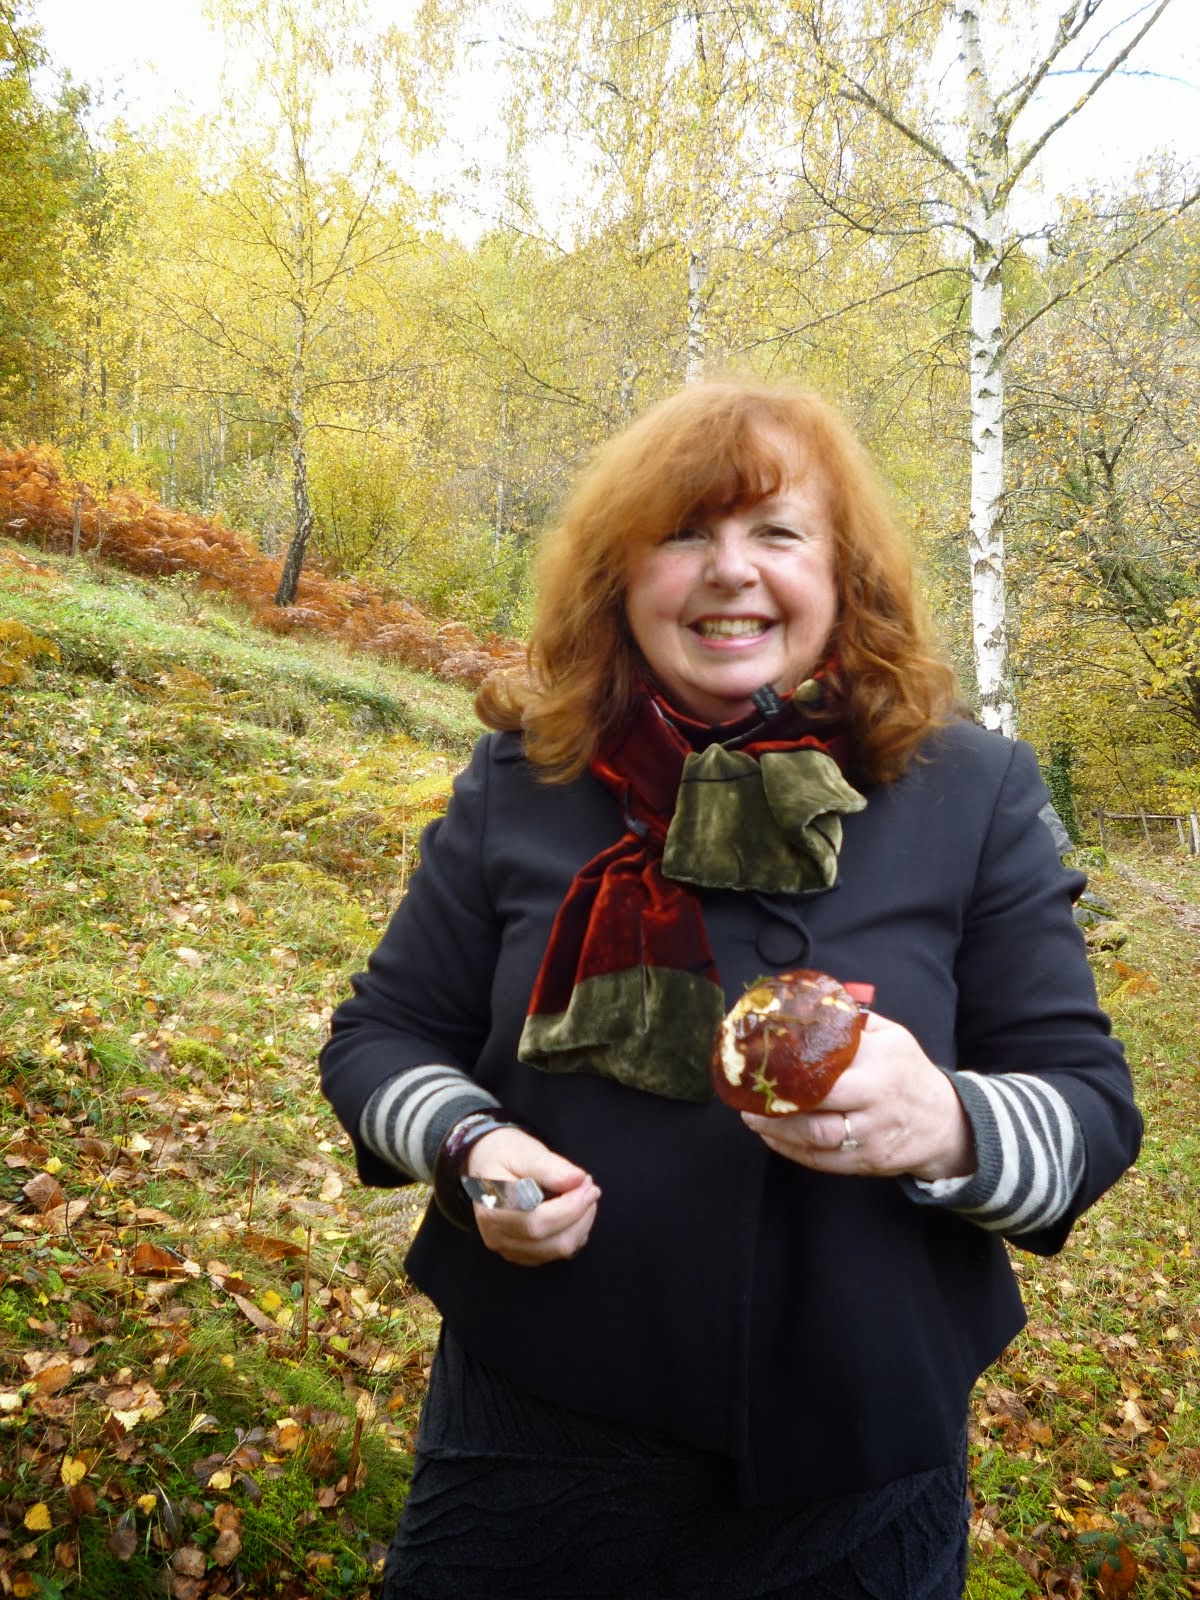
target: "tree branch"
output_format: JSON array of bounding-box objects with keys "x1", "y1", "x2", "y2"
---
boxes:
[
  {"x1": 834, "y1": 77, "x2": 969, "y2": 195},
  {"x1": 1004, "y1": 0, "x2": 1178, "y2": 195},
  {"x1": 996, "y1": 0, "x2": 1104, "y2": 130},
  {"x1": 1003, "y1": 182, "x2": 1200, "y2": 353}
]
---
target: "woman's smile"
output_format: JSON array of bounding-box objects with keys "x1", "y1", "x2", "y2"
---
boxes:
[{"x1": 690, "y1": 615, "x2": 774, "y2": 640}]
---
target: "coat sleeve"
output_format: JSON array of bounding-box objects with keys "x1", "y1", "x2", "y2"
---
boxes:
[
  {"x1": 918, "y1": 736, "x2": 1142, "y2": 1255},
  {"x1": 319, "y1": 735, "x2": 503, "y2": 1187}
]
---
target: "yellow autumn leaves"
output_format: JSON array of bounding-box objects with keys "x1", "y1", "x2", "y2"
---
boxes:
[{"x1": 20, "y1": 1457, "x2": 89, "y2": 1533}]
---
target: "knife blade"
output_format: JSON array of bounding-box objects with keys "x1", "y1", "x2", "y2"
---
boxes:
[{"x1": 461, "y1": 1175, "x2": 545, "y2": 1212}]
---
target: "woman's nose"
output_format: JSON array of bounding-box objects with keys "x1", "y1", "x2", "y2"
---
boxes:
[{"x1": 704, "y1": 530, "x2": 756, "y2": 589}]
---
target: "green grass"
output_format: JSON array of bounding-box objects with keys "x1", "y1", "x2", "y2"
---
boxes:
[
  {"x1": 1, "y1": 546, "x2": 445, "y2": 1597},
  {"x1": 0, "y1": 537, "x2": 480, "y2": 750}
]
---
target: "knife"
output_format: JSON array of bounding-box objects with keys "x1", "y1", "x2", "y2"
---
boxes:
[{"x1": 461, "y1": 1175, "x2": 545, "y2": 1212}]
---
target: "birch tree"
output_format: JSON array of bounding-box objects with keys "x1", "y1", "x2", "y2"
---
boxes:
[
  {"x1": 152, "y1": 0, "x2": 444, "y2": 606},
  {"x1": 796, "y1": 0, "x2": 1199, "y2": 733},
  {"x1": 510, "y1": 0, "x2": 793, "y2": 385}
]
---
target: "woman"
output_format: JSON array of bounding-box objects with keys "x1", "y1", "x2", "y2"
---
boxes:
[{"x1": 321, "y1": 380, "x2": 1141, "y2": 1599}]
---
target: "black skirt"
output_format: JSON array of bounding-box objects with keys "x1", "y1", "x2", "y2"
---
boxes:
[{"x1": 381, "y1": 1330, "x2": 969, "y2": 1600}]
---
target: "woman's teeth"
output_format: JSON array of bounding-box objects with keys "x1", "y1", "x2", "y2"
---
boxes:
[{"x1": 693, "y1": 618, "x2": 769, "y2": 639}]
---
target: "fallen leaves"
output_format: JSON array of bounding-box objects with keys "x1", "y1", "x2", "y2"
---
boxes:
[
  {"x1": 20, "y1": 1171, "x2": 63, "y2": 1212},
  {"x1": 1118, "y1": 1394, "x2": 1154, "y2": 1437},
  {"x1": 130, "y1": 1239, "x2": 198, "y2": 1278},
  {"x1": 239, "y1": 1229, "x2": 305, "y2": 1262},
  {"x1": 21, "y1": 1352, "x2": 81, "y2": 1397},
  {"x1": 227, "y1": 1292, "x2": 281, "y2": 1336},
  {"x1": 211, "y1": 1507, "x2": 243, "y2": 1567},
  {"x1": 101, "y1": 1379, "x2": 165, "y2": 1432},
  {"x1": 107, "y1": 1511, "x2": 138, "y2": 1562}
]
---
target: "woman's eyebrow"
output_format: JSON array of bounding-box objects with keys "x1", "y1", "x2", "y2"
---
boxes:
[{"x1": 753, "y1": 499, "x2": 803, "y2": 521}]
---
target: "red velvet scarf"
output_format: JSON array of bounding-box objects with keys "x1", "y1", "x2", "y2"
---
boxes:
[{"x1": 516, "y1": 676, "x2": 865, "y2": 1102}]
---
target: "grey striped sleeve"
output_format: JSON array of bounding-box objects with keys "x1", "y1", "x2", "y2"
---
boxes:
[
  {"x1": 359, "y1": 1066, "x2": 500, "y2": 1183},
  {"x1": 907, "y1": 1071, "x2": 1085, "y2": 1236}
]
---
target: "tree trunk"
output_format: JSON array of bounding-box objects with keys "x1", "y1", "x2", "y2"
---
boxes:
[
  {"x1": 493, "y1": 387, "x2": 509, "y2": 552},
  {"x1": 961, "y1": 5, "x2": 1014, "y2": 736},
  {"x1": 686, "y1": 245, "x2": 707, "y2": 383},
  {"x1": 130, "y1": 327, "x2": 142, "y2": 454},
  {"x1": 276, "y1": 413, "x2": 314, "y2": 606},
  {"x1": 967, "y1": 207, "x2": 1012, "y2": 734},
  {"x1": 275, "y1": 154, "x2": 314, "y2": 609}
]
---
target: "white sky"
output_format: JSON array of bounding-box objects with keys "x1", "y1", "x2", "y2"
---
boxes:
[{"x1": 30, "y1": 0, "x2": 1200, "y2": 230}]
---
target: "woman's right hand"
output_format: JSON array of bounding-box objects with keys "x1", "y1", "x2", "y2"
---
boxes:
[{"x1": 464, "y1": 1128, "x2": 601, "y2": 1266}]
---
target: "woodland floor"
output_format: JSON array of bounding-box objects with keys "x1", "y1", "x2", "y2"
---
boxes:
[{"x1": 1, "y1": 539, "x2": 1198, "y2": 1600}]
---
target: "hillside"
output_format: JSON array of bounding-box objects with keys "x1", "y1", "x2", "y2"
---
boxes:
[
  {"x1": 0, "y1": 446, "x2": 526, "y2": 692},
  {"x1": 1, "y1": 546, "x2": 1198, "y2": 1599},
  {"x1": 1, "y1": 542, "x2": 461, "y2": 1598}
]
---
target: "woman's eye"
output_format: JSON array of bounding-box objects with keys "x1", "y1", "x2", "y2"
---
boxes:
[
  {"x1": 760, "y1": 524, "x2": 803, "y2": 541},
  {"x1": 662, "y1": 526, "x2": 704, "y2": 544}
]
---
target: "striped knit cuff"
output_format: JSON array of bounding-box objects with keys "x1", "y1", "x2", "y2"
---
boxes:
[
  {"x1": 905, "y1": 1070, "x2": 1085, "y2": 1236},
  {"x1": 359, "y1": 1067, "x2": 500, "y2": 1184}
]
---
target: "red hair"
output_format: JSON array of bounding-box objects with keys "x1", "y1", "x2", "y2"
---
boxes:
[{"x1": 477, "y1": 379, "x2": 958, "y2": 783}]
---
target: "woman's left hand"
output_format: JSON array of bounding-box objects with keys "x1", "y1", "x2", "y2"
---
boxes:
[{"x1": 741, "y1": 1012, "x2": 976, "y2": 1181}]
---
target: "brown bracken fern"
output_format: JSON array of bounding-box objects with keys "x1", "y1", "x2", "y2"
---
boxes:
[
  {"x1": 361, "y1": 1186, "x2": 431, "y2": 1300},
  {"x1": 0, "y1": 446, "x2": 524, "y2": 690}
]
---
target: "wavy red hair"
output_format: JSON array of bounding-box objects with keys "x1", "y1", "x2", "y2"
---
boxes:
[{"x1": 477, "y1": 379, "x2": 959, "y2": 783}]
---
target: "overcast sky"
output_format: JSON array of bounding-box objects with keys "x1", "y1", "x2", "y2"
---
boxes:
[{"x1": 31, "y1": 0, "x2": 1200, "y2": 226}]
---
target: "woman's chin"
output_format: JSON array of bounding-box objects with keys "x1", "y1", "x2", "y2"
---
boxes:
[{"x1": 670, "y1": 688, "x2": 764, "y2": 725}]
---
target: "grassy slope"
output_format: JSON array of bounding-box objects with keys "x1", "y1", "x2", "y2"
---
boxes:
[
  {"x1": 1, "y1": 542, "x2": 465, "y2": 1599},
  {"x1": 1, "y1": 540, "x2": 1198, "y2": 1599}
]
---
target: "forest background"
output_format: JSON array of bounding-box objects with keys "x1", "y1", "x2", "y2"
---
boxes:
[
  {"x1": 3, "y1": 4, "x2": 1200, "y2": 1598},
  {"x1": 3, "y1": 0, "x2": 1200, "y2": 821}
]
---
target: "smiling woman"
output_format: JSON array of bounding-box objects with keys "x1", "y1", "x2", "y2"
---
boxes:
[{"x1": 320, "y1": 377, "x2": 1142, "y2": 1600}]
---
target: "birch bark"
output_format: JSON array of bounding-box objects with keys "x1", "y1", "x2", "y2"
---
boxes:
[
  {"x1": 686, "y1": 245, "x2": 708, "y2": 383},
  {"x1": 961, "y1": 6, "x2": 1013, "y2": 735},
  {"x1": 275, "y1": 135, "x2": 315, "y2": 608}
]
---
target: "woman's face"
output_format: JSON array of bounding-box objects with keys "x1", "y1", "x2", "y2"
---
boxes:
[{"x1": 624, "y1": 460, "x2": 839, "y2": 724}]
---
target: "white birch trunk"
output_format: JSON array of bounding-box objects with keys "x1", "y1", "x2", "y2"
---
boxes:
[
  {"x1": 275, "y1": 151, "x2": 315, "y2": 608},
  {"x1": 130, "y1": 327, "x2": 142, "y2": 454},
  {"x1": 686, "y1": 244, "x2": 707, "y2": 384},
  {"x1": 684, "y1": 7, "x2": 711, "y2": 386},
  {"x1": 960, "y1": 6, "x2": 1014, "y2": 737},
  {"x1": 275, "y1": 308, "x2": 315, "y2": 605},
  {"x1": 493, "y1": 387, "x2": 509, "y2": 552}
]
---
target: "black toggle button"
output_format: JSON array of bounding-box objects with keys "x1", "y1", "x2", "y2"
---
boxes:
[{"x1": 755, "y1": 923, "x2": 810, "y2": 967}]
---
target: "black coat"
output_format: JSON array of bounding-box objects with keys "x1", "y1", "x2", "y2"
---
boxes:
[{"x1": 321, "y1": 717, "x2": 1142, "y2": 1505}]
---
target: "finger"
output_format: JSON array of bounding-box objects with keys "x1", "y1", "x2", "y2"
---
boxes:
[
  {"x1": 476, "y1": 1178, "x2": 601, "y2": 1237},
  {"x1": 742, "y1": 1111, "x2": 866, "y2": 1172},
  {"x1": 479, "y1": 1190, "x2": 600, "y2": 1264},
  {"x1": 741, "y1": 1110, "x2": 848, "y2": 1151}
]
